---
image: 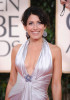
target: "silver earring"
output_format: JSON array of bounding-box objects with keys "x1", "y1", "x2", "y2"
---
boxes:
[
  {"x1": 43, "y1": 31, "x2": 47, "y2": 37},
  {"x1": 26, "y1": 32, "x2": 30, "y2": 38}
]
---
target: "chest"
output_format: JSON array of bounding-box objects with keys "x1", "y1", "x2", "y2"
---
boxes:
[
  {"x1": 15, "y1": 40, "x2": 53, "y2": 76},
  {"x1": 24, "y1": 47, "x2": 42, "y2": 74}
]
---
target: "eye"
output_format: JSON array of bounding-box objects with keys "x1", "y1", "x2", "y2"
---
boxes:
[
  {"x1": 28, "y1": 22, "x2": 33, "y2": 25},
  {"x1": 37, "y1": 21, "x2": 41, "y2": 24}
]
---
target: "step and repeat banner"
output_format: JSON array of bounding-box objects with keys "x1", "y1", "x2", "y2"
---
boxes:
[
  {"x1": 0, "y1": 0, "x2": 30, "y2": 72},
  {"x1": 56, "y1": 0, "x2": 70, "y2": 73},
  {"x1": 0, "y1": 0, "x2": 70, "y2": 73}
]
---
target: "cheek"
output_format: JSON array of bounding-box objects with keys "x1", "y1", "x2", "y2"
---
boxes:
[
  {"x1": 26, "y1": 27, "x2": 32, "y2": 31},
  {"x1": 39, "y1": 25, "x2": 45, "y2": 30},
  {"x1": 41, "y1": 28, "x2": 45, "y2": 32}
]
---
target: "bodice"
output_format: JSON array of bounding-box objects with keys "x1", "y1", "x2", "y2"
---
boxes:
[{"x1": 8, "y1": 38, "x2": 53, "y2": 100}]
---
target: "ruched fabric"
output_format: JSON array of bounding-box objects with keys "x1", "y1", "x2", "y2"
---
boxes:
[{"x1": 8, "y1": 38, "x2": 53, "y2": 100}]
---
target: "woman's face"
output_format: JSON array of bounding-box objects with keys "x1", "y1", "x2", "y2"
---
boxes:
[{"x1": 24, "y1": 14, "x2": 46, "y2": 40}]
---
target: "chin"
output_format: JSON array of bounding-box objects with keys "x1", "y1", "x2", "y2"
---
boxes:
[{"x1": 30, "y1": 36, "x2": 42, "y2": 40}]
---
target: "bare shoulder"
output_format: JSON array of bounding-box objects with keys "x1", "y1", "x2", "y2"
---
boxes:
[
  {"x1": 48, "y1": 42, "x2": 61, "y2": 52},
  {"x1": 48, "y1": 42, "x2": 62, "y2": 59},
  {"x1": 12, "y1": 44, "x2": 22, "y2": 56}
]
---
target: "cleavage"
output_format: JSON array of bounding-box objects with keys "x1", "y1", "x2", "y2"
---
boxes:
[{"x1": 24, "y1": 45, "x2": 42, "y2": 76}]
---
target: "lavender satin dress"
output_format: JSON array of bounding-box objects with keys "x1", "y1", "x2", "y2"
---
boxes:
[{"x1": 8, "y1": 38, "x2": 53, "y2": 100}]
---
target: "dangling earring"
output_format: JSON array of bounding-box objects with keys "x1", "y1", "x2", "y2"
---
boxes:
[
  {"x1": 26, "y1": 32, "x2": 30, "y2": 39},
  {"x1": 42, "y1": 31, "x2": 47, "y2": 37}
]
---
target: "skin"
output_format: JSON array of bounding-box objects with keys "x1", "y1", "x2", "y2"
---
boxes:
[
  {"x1": 5, "y1": 14, "x2": 62, "y2": 100},
  {"x1": 60, "y1": 0, "x2": 70, "y2": 9}
]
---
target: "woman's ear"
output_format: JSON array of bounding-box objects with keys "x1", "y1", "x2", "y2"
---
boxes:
[
  {"x1": 44, "y1": 25, "x2": 46, "y2": 30},
  {"x1": 23, "y1": 25, "x2": 26, "y2": 30}
]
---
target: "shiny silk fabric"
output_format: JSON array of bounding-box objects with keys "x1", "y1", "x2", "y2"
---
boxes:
[{"x1": 8, "y1": 38, "x2": 53, "y2": 100}]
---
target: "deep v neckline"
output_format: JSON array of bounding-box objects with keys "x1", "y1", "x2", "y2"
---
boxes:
[{"x1": 24, "y1": 38, "x2": 44, "y2": 76}]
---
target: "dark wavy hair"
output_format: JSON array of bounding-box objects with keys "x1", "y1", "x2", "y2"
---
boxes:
[{"x1": 21, "y1": 6, "x2": 49, "y2": 26}]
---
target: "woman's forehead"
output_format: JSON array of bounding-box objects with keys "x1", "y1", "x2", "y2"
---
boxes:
[{"x1": 27, "y1": 14, "x2": 40, "y2": 21}]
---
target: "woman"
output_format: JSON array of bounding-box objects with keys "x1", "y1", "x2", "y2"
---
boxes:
[{"x1": 5, "y1": 7, "x2": 62, "y2": 100}]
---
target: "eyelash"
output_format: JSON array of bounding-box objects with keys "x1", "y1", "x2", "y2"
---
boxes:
[
  {"x1": 29, "y1": 22, "x2": 33, "y2": 25},
  {"x1": 38, "y1": 21, "x2": 41, "y2": 24}
]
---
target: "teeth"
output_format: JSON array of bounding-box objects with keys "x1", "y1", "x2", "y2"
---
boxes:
[{"x1": 32, "y1": 32, "x2": 39, "y2": 34}]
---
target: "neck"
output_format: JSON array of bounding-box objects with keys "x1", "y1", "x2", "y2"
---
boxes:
[{"x1": 29, "y1": 37, "x2": 43, "y2": 46}]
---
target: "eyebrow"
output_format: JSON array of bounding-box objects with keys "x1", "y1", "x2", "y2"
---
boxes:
[{"x1": 28, "y1": 20, "x2": 41, "y2": 22}]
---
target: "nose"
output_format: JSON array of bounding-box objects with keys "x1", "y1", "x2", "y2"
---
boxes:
[{"x1": 33, "y1": 23, "x2": 38, "y2": 29}]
